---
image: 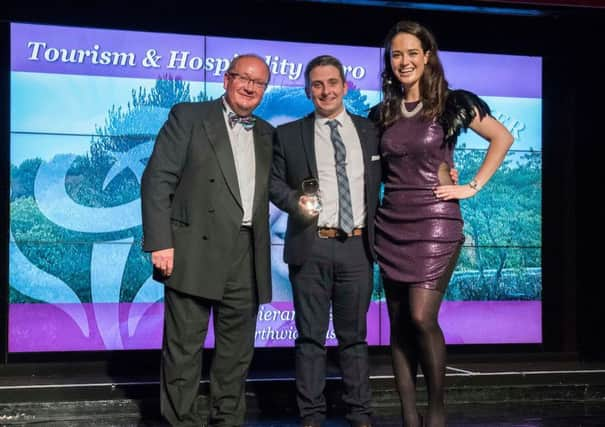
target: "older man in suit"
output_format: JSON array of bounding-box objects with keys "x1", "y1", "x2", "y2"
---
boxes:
[
  {"x1": 141, "y1": 54, "x2": 273, "y2": 427},
  {"x1": 270, "y1": 55, "x2": 381, "y2": 427}
]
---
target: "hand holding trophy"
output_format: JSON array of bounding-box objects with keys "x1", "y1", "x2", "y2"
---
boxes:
[{"x1": 299, "y1": 177, "x2": 322, "y2": 217}]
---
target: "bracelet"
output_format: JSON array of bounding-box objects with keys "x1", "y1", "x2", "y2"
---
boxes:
[{"x1": 468, "y1": 179, "x2": 480, "y2": 191}]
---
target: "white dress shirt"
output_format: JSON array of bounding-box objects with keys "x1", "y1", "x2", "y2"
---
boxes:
[
  {"x1": 314, "y1": 110, "x2": 366, "y2": 229},
  {"x1": 222, "y1": 98, "x2": 256, "y2": 226}
]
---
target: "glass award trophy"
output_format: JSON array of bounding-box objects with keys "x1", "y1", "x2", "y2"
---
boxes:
[{"x1": 301, "y1": 177, "x2": 322, "y2": 214}]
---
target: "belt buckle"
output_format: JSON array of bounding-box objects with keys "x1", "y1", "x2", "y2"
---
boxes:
[{"x1": 317, "y1": 228, "x2": 330, "y2": 239}]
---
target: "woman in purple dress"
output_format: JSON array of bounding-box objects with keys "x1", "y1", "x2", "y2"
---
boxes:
[{"x1": 373, "y1": 21, "x2": 514, "y2": 427}]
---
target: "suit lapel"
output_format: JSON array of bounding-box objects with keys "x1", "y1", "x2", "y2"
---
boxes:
[
  {"x1": 301, "y1": 113, "x2": 318, "y2": 178},
  {"x1": 204, "y1": 99, "x2": 242, "y2": 209},
  {"x1": 350, "y1": 114, "x2": 373, "y2": 206},
  {"x1": 252, "y1": 122, "x2": 272, "y2": 215},
  {"x1": 351, "y1": 113, "x2": 372, "y2": 176}
]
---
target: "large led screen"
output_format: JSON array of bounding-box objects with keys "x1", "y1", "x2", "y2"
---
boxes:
[{"x1": 8, "y1": 23, "x2": 542, "y2": 351}]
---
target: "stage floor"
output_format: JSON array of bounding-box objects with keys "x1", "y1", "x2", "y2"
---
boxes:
[
  {"x1": 1, "y1": 401, "x2": 604, "y2": 426},
  {"x1": 1, "y1": 354, "x2": 604, "y2": 425}
]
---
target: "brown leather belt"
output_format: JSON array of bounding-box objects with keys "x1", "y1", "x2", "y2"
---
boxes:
[{"x1": 317, "y1": 227, "x2": 363, "y2": 239}]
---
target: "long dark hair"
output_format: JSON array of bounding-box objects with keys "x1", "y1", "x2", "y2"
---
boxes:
[{"x1": 378, "y1": 20, "x2": 449, "y2": 129}]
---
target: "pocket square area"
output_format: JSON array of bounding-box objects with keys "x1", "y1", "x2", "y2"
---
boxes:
[{"x1": 371, "y1": 155, "x2": 380, "y2": 161}]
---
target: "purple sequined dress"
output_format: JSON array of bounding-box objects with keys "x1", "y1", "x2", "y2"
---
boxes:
[{"x1": 375, "y1": 104, "x2": 464, "y2": 285}]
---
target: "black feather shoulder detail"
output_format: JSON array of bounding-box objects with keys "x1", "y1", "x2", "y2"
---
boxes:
[
  {"x1": 439, "y1": 89, "x2": 491, "y2": 148},
  {"x1": 368, "y1": 104, "x2": 381, "y2": 125}
]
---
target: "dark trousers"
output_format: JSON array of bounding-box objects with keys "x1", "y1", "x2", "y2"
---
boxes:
[
  {"x1": 161, "y1": 228, "x2": 258, "y2": 427},
  {"x1": 289, "y1": 234, "x2": 373, "y2": 425}
]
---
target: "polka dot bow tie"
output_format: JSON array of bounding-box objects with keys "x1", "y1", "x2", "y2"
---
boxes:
[{"x1": 228, "y1": 112, "x2": 256, "y2": 131}]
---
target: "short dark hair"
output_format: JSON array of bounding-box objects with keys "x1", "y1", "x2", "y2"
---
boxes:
[
  {"x1": 227, "y1": 53, "x2": 271, "y2": 83},
  {"x1": 304, "y1": 55, "x2": 346, "y2": 95}
]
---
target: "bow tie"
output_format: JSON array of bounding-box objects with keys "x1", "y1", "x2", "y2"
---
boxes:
[{"x1": 228, "y1": 112, "x2": 256, "y2": 130}]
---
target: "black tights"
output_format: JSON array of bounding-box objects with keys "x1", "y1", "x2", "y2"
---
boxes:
[{"x1": 384, "y1": 248, "x2": 460, "y2": 427}]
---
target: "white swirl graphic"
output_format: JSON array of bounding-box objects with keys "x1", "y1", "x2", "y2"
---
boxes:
[
  {"x1": 34, "y1": 141, "x2": 154, "y2": 233},
  {"x1": 90, "y1": 237, "x2": 134, "y2": 349},
  {"x1": 9, "y1": 229, "x2": 90, "y2": 337},
  {"x1": 128, "y1": 275, "x2": 164, "y2": 337}
]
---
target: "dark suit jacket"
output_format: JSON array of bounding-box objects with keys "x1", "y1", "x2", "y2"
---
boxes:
[
  {"x1": 270, "y1": 112, "x2": 381, "y2": 266},
  {"x1": 141, "y1": 98, "x2": 274, "y2": 304}
]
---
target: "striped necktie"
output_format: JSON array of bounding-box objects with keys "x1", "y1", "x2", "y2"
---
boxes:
[{"x1": 326, "y1": 120, "x2": 354, "y2": 234}]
